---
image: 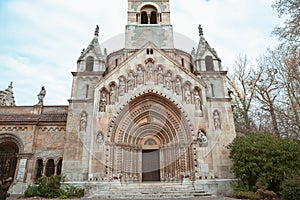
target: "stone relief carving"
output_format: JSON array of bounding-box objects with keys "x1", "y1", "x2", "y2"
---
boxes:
[
  {"x1": 184, "y1": 85, "x2": 191, "y2": 104},
  {"x1": 101, "y1": 66, "x2": 205, "y2": 109},
  {"x1": 157, "y1": 66, "x2": 164, "y2": 84},
  {"x1": 165, "y1": 72, "x2": 172, "y2": 90},
  {"x1": 147, "y1": 63, "x2": 153, "y2": 81},
  {"x1": 137, "y1": 66, "x2": 144, "y2": 85},
  {"x1": 213, "y1": 110, "x2": 221, "y2": 130},
  {"x1": 119, "y1": 77, "x2": 126, "y2": 96},
  {"x1": 197, "y1": 129, "x2": 208, "y2": 147},
  {"x1": 174, "y1": 77, "x2": 181, "y2": 95},
  {"x1": 127, "y1": 72, "x2": 135, "y2": 91},
  {"x1": 96, "y1": 132, "x2": 104, "y2": 145},
  {"x1": 37, "y1": 86, "x2": 46, "y2": 106},
  {"x1": 99, "y1": 91, "x2": 107, "y2": 112},
  {"x1": 194, "y1": 89, "x2": 202, "y2": 110},
  {"x1": 110, "y1": 85, "x2": 116, "y2": 104},
  {"x1": 79, "y1": 111, "x2": 88, "y2": 132}
]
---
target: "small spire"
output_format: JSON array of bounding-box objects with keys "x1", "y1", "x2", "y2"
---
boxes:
[
  {"x1": 81, "y1": 48, "x2": 85, "y2": 55},
  {"x1": 198, "y1": 24, "x2": 203, "y2": 36},
  {"x1": 94, "y1": 25, "x2": 99, "y2": 36},
  {"x1": 7, "y1": 82, "x2": 13, "y2": 93}
]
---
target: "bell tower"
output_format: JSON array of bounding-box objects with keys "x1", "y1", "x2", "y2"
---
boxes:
[{"x1": 125, "y1": 0, "x2": 174, "y2": 49}]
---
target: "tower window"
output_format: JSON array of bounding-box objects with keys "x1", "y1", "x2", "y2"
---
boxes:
[
  {"x1": 115, "y1": 59, "x2": 118, "y2": 68},
  {"x1": 85, "y1": 84, "x2": 89, "y2": 98},
  {"x1": 146, "y1": 49, "x2": 153, "y2": 55},
  {"x1": 86, "y1": 56, "x2": 94, "y2": 71},
  {"x1": 141, "y1": 12, "x2": 148, "y2": 24},
  {"x1": 205, "y1": 56, "x2": 214, "y2": 71},
  {"x1": 150, "y1": 11, "x2": 157, "y2": 24},
  {"x1": 181, "y1": 58, "x2": 185, "y2": 67},
  {"x1": 136, "y1": 13, "x2": 139, "y2": 22}
]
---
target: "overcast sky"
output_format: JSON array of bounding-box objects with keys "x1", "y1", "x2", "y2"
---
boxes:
[{"x1": 0, "y1": 0, "x2": 280, "y2": 105}]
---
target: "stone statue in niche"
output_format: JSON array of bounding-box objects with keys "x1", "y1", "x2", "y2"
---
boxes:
[
  {"x1": 37, "y1": 86, "x2": 46, "y2": 106},
  {"x1": 137, "y1": 66, "x2": 144, "y2": 85},
  {"x1": 147, "y1": 63, "x2": 153, "y2": 81},
  {"x1": 119, "y1": 77, "x2": 126, "y2": 96},
  {"x1": 79, "y1": 111, "x2": 87, "y2": 132},
  {"x1": 96, "y1": 132, "x2": 104, "y2": 145},
  {"x1": 197, "y1": 129, "x2": 208, "y2": 146},
  {"x1": 99, "y1": 91, "x2": 107, "y2": 112},
  {"x1": 213, "y1": 111, "x2": 221, "y2": 130},
  {"x1": 110, "y1": 85, "x2": 116, "y2": 104},
  {"x1": 128, "y1": 72, "x2": 135, "y2": 90},
  {"x1": 166, "y1": 72, "x2": 172, "y2": 90},
  {"x1": 157, "y1": 66, "x2": 164, "y2": 84},
  {"x1": 194, "y1": 90, "x2": 202, "y2": 110},
  {"x1": 184, "y1": 85, "x2": 191, "y2": 104},
  {"x1": 175, "y1": 78, "x2": 181, "y2": 95}
]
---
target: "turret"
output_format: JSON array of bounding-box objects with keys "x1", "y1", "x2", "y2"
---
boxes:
[
  {"x1": 77, "y1": 25, "x2": 107, "y2": 74},
  {"x1": 192, "y1": 25, "x2": 221, "y2": 74}
]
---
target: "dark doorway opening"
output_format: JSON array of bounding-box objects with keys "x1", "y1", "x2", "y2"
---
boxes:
[
  {"x1": 0, "y1": 141, "x2": 19, "y2": 179},
  {"x1": 142, "y1": 149, "x2": 160, "y2": 181}
]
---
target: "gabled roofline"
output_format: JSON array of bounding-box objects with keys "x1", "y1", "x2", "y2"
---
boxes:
[{"x1": 96, "y1": 41, "x2": 207, "y2": 88}]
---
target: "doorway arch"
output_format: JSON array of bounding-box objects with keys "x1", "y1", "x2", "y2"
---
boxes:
[
  {"x1": 106, "y1": 92, "x2": 195, "y2": 182},
  {"x1": 0, "y1": 141, "x2": 19, "y2": 179}
]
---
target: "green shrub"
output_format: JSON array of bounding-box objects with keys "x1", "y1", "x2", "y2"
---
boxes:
[
  {"x1": 254, "y1": 188, "x2": 277, "y2": 200},
  {"x1": 282, "y1": 179, "x2": 300, "y2": 200},
  {"x1": 23, "y1": 175, "x2": 84, "y2": 199},
  {"x1": 232, "y1": 190, "x2": 255, "y2": 199},
  {"x1": 228, "y1": 133, "x2": 300, "y2": 193},
  {"x1": 23, "y1": 185, "x2": 41, "y2": 197},
  {"x1": 59, "y1": 185, "x2": 85, "y2": 199}
]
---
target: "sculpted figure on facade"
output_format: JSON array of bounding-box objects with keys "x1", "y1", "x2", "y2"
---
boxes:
[
  {"x1": 157, "y1": 66, "x2": 164, "y2": 85},
  {"x1": 194, "y1": 89, "x2": 202, "y2": 110},
  {"x1": 99, "y1": 91, "x2": 107, "y2": 112},
  {"x1": 147, "y1": 63, "x2": 153, "y2": 81},
  {"x1": 137, "y1": 66, "x2": 144, "y2": 85},
  {"x1": 127, "y1": 72, "x2": 135, "y2": 91},
  {"x1": 96, "y1": 132, "x2": 104, "y2": 145},
  {"x1": 110, "y1": 85, "x2": 116, "y2": 104},
  {"x1": 213, "y1": 110, "x2": 221, "y2": 130},
  {"x1": 175, "y1": 78, "x2": 181, "y2": 95},
  {"x1": 119, "y1": 77, "x2": 126, "y2": 96},
  {"x1": 184, "y1": 85, "x2": 191, "y2": 104},
  {"x1": 79, "y1": 111, "x2": 88, "y2": 132},
  {"x1": 165, "y1": 72, "x2": 172, "y2": 90},
  {"x1": 37, "y1": 86, "x2": 46, "y2": 106},
  {"x1": 197, "y1": 129, "x2": 208, "y2": 147}
]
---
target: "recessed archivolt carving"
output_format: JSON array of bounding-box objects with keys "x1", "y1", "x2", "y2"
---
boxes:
[
  {"x1": 0, "y1": 133, "x2": 24, "y2": 152},
  {"x1": 107, "y1": 92, "x2": 194, "y2": 147}
]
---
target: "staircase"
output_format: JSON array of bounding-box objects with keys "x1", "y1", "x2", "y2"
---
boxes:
[{"x1": 85, "y1": 181, "x2": 212, "y2": 199}]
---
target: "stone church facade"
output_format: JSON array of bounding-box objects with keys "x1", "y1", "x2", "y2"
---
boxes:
[{"x1": 0, "y1": 0, "x2": 236, "y2": 196}]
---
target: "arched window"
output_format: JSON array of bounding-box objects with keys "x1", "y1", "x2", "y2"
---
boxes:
[
  {"x1": 86, "y1": 56, "x2": 94, "y2": 71},
  {"x1": 56, "y1": 159, "x2": 63, "y2": 175},
  {"x1": 45, "y1": 159, "x2": 55, "y2": 177},
  {"x1": 205, "y1": 56, "x2": 214, "y2": 71},
  {"x1": 35, "y1": 159, "x2": 43, "y2": 180},
  {"x1": 141, "y1": 12, "x2": 148, "y2": 24},
  {"x1": 150, "y1": 11, "x2": 157, "y2": 24}
]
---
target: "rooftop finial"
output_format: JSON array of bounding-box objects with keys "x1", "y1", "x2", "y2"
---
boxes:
[
  {"x1": 94, "y1": 25, "x2": 99, "y2": 36},
  {"x1": 198, "y1": 24, "x2": 203, "y2": 36}
]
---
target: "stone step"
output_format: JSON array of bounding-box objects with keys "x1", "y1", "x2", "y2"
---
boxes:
[{"x1": 85, "y1": 182, "x2": 212, "y2": 199}]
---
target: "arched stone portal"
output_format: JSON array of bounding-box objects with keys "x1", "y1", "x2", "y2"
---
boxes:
[
  {"x1": 106, "y1": 93, "x2": 195, "y2": 182},
  {"x1": 0, "y1": 141, "x2": 19, "y2": 180}
]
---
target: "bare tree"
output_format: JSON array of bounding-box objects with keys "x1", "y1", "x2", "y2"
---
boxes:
[
  {"x1": 227, "y1": 55, "x2": 261, "y2": 135},
  {"x1": 272, "y1": 0, "x2": 300, "y2": 49}
]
